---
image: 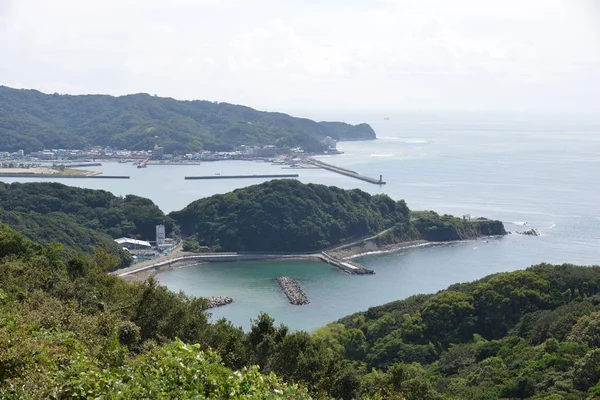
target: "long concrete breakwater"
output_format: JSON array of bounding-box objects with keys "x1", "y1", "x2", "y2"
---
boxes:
[
  {"x1": 308, "y1": 158, "x2": 385, "y2": 185},
  {"x1": 55, "y1": 163, "x2": 103, "y2": 168},
  {"x1": 185, "y1": 174, "x2": 299, "y2": 180},
  {"x1": 276, "y1": 277, "x2": 309, "y2": 305}
]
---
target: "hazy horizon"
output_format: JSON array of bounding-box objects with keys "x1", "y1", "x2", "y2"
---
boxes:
[{"x1": 1, "y1": 0, "x2": 598, "y2": 115}]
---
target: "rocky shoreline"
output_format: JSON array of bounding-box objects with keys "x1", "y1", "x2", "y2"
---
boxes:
[
  {"x1": 276, "y1": 276, "x2": 309, "y2": 305},
  {"x1": 329, "y1": 240, "x2": 430, "y2": 260}
]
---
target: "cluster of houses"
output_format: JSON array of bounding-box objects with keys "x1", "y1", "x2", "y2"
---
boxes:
[{"x1": 0, "y1": 135, "x2": 338, "y2": 162}]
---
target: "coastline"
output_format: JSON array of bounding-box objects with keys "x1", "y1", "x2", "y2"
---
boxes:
[
  {"x1": 118, "y1": 235, "x2": 504, "y2": 283},
  {"x1": 328, "y1": 234, "x2": 505, "y2": 261},
  {"x1": 119, "y1": 254, "x2": 323, "y2": 283}
]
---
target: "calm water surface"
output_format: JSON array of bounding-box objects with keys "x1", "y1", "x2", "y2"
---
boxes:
[{"x1": 3, "y1": 112, "x2": 599, "y2": 330}]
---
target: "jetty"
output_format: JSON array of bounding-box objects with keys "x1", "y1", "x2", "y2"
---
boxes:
[
  {"x1": 307, "y1": 158, "x2": 385, "y2": 185},
  {"x1": 185, "y1": 174, "x2": 299, "y2": 180},
  {"x1": 205, "y1": 296, "x2": 233, "y2": 308},
  {"x1": 55, "y1": 163, "x2": 102, "y2": 168},
  {"x1": 276, "y1": 277, "x2": 309, "y2": 305},
  {"x1": 137, "y1": 158, "x2": 149, "y2": 168},
  {"x1": 319, "y1": 252, "x2": 374, "y2": 275}
]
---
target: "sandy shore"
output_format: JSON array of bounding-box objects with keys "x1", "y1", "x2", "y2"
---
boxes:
[{"x1": 0, "y1": 167, "x2": 99, "y2": 176}]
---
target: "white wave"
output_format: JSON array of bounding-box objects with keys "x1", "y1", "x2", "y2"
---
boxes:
[
  {"x1": 548, "y1": 224, "x2": 556, "y2": 229},
  {"x1": 369, "y1": 153, "x2": 395, "y2": 157},
  {"x1": 511, "y1": 221, "x2": 529, "y2": 226},
  {"x1": 378, "y1": 137, "x2": 431, "y2": 144}
]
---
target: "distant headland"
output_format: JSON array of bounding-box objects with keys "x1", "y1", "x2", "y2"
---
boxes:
[{"x1": 0, "y1": 85, "x2": 376, "y2": 155}]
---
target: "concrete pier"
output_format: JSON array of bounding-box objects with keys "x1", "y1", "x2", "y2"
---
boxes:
[
  {"x1": 319, "y1": 252, "x2": 375, "y2": 275},
  {"x1": 308, "y1": 158, "x2": 385, "y2": 185},
  {"x1": 55, "y1": 163, "x2": 102, "y2": 168},
  {"x1": 276, "y1": 277, "x2": 309, "y2": 305},
  {"x1": 185, "y1": 174, "x2": 299, "y2": 180}
]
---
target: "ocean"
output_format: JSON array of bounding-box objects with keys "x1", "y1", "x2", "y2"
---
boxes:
[{"x1": 3, "y1": 111, "x2": 599, "y2": 331}]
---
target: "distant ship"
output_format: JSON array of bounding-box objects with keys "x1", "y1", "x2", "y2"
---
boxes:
[{"x1": 384, "y1": 117, "x2": 390, "y2": 120}]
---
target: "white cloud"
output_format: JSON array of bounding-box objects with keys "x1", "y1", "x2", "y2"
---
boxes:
[{"x1": 0, "y1": 0, "x2": 598, "y2": 112}]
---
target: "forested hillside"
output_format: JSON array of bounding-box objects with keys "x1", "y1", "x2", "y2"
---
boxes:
[
  {"x1": 171, "y1": 179, "x2": 411, "y2": 252},
  {"x1": 320, "y1": 263, "x2": 600, "y2": 399},
  {"x1": 1, "y1": 222, "x2": 599, "y2": 399},
  {"x1": 0, "y1": 182, "x2": 176, "y2": 265},
  {"x1": 171, "y1": 180, "x2": 505, "y2": 253},
  {"x1": 0, "y1": 225, "x2": 314, "y2": 399},
  {"x1": 0, "y1": 86, "x2": 376, "y2": 153}
]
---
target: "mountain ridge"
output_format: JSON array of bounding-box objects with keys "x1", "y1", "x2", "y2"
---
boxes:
[{"x1": 0, "y1": 85, "x2": 376, "y2": 154}]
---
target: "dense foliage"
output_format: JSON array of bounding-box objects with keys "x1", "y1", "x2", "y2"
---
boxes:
[
  {"x1": 171, "y1": 180, "x2": 505, "y2": 253},
  {"x1": 373, "y1": 211, "x2": 506, "y2": 246},
  {"x1": 0, "y1": 86, "x2": 375, "y2": 153},
  {"x1": 0, "y1": 225, "x2": 315, "y2": 399},
  {"x1": 171, "y1": 180, "x2": 411, "y2": 252},
  {"x1": 0, "y1": 182, "x2": 176, "y2": 265},
  {"x1": 322, "y1": 263, "x2": 600, "y2": 399},
  {"x1": 1, "y1": 221, "x2": 599, "y2": 399}
]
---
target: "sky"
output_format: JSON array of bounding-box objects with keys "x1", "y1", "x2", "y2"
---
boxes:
[{"x1": 0, "y1": 0, "x2": 599, "y2": 114}]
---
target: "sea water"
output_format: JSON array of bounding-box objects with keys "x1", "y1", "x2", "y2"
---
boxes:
[{"x1": 3, "y1": 111, "x2": 599, "y2": 330}]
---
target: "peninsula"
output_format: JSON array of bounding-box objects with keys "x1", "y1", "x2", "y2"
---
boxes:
[
  {"x1": 0, "y1": 85, "x2": 376, "y2": 155},
  {"x1": 170, "y1": 180, "x2": 506, "y2": 254}
]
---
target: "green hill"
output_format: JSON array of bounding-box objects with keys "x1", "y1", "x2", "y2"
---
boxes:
[
  {"x1": 0, "y1": 182, "x2": 176, "y2": 266},
  {"x1": 2, "y1": 223, "x2": 598, "y2": 398},
  {"x1": 316, "y1": 263, "x2": 600, "y2": 399},
  {"x1": 0, "y1": 85, "x2": 376, "y2": 154},
  {"x1": 170, "y1": 180, "x2": 505, "y2": 253}
]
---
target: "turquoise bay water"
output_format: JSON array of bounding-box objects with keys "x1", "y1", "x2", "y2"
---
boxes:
[{"x1": 3, "y1": 112, "x2": 599, "y2": 330}]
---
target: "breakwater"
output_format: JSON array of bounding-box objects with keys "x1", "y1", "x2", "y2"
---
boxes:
[
  {"x1": 55, "y1": 163, "x2": 102, "y2": 167},
  {"x1": 205, "y1": 296, "x2": 233, "y2": 308},
  {"x1": 308, "y1": 158, "x2": 385, "y2": 185},
  {"x1": 319, "y1": 252, "x2": 375, "y2": 275},
  {"x1": 185, "y1": 174, "x2": 299, "y2": 180},
  {"x1": 276, "y1": 277, "x2": 309, "y2": 305}
]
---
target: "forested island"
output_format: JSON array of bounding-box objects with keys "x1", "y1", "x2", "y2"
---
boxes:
[
  {"x1": 0, "y1": 86, "x2": 375, "y2": 154},
  {"x1": 1, "y1": 224, "x2": 599, "y2": 399}
]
